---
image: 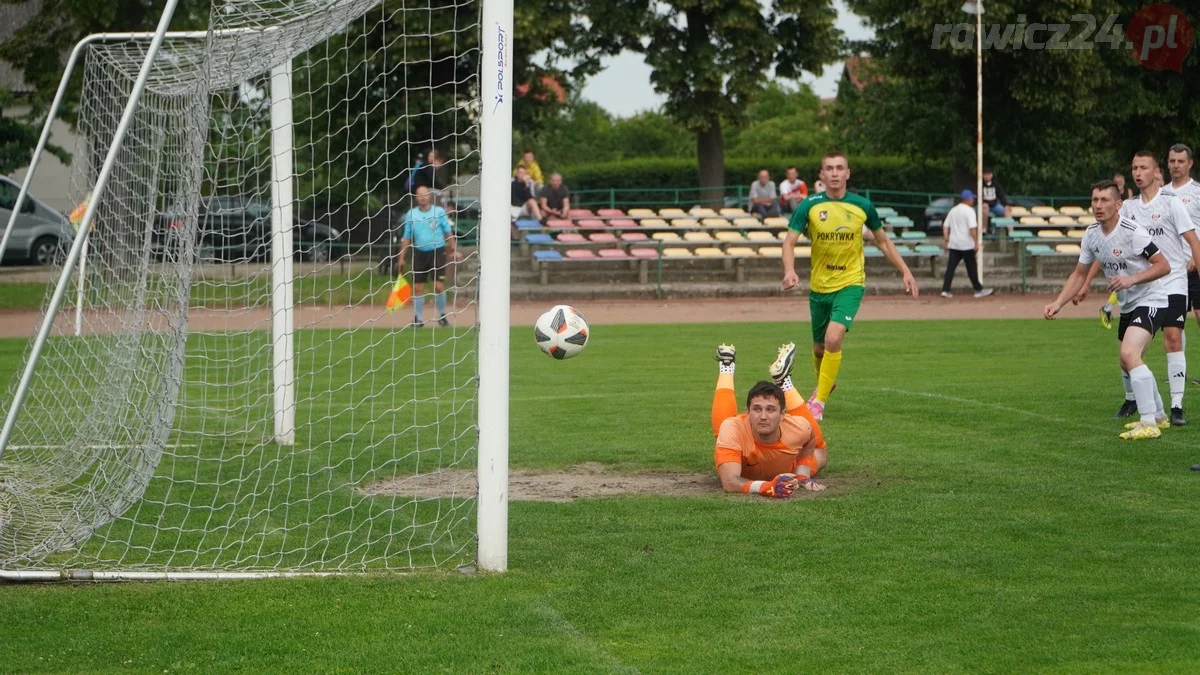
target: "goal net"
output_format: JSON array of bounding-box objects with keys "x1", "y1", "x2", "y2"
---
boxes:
[{"x1": 0, "y1": 0, "x2": 491, "y2": 576}]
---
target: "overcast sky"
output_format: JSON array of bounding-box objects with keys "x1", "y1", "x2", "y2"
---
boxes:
[{"x1": 579, "y1": 0, "x2": 874, "y2": 118}]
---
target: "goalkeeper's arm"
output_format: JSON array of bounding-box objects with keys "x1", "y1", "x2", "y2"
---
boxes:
[{"x1": 716, "y1": 462, "x2": 807, "y2": 498}]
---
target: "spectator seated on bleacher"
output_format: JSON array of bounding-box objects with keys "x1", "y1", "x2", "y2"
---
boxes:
[
  {"x1": 778, "y1": 166, "x2": 808, "y2": 214},
  {"x1": 513, "y1": 149, "x2": 544, "y2": 192},
  {"x1": 511, "y1": 166, "x2": 542, "y2": 233},
  {"x1": 749, "y1": 169, "x2": 781, "y2": 218},
  {"x1": 981, "y1": 167, "x2": 1011, "y2": 219},
  {"x1": 538, "y1": 172, "x2": 570, "y2": 223}
]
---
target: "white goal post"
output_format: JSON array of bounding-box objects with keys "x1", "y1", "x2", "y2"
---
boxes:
[{"x1": 0, "y1": 0, "x2": 512, "y2": 578}]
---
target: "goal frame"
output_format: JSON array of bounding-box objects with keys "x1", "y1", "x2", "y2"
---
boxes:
[{"x1": 0, "y1": 0, "x2": 513, "y2": 577}]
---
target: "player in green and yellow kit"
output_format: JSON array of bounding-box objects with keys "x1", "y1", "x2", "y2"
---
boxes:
[{"x1": 781, "y1": 151, "x2": 919, "y2": 420}]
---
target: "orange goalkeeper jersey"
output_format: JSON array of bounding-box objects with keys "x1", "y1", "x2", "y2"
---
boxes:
[{"x1": 714, "y1": 415, "x2": 814, "y2": 481}]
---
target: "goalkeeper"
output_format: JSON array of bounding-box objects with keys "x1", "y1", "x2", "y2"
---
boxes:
[{"x1": 711, "y1": 343, "x2": 827, "y2": 498}]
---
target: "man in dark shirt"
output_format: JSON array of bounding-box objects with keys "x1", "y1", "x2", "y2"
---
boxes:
[
  {"x1": 981, "y1": 167, "x2": 1010, "y2": 218},
  {"x1": 511, "y1": 166, "x2": 542, "y2": 221},
  {"x1": 538, "y1": 173, "x2": 571, "y2": 222}
]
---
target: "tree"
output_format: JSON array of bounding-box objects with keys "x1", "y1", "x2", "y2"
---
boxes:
[
  {"x1": 836, "y1": 0, "x2": 1200, "y2": 194},
  {"x1": 574, "y1": 0, "x2": 842, "y2": 204}
]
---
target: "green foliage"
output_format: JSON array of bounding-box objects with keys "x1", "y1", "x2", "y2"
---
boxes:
[
  {"x1": 563, "y1": 154, "x2": 952, "y2": 203},
  {"x1": 515, "y1": 98, "x2": 695, "y2": 170},
  {"x1": 5, "y1": 320, "x2": 1200, "y2": 670},
  {"x1": 837, "y1": 0, "x2": 1200, "y2": 195}
]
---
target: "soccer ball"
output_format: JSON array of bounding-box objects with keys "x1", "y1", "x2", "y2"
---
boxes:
[{"x1": 533, "y1": 305, "x2": 589, "y2": 359}]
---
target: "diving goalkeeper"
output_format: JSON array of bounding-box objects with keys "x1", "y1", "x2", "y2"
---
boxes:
[{"x1": 711, "y1": 343, "x2": 827, "y2": 497}]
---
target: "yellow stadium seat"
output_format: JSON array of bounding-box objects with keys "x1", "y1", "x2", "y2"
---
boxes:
[
  {"x1": 725, "y1": 246, "x2": 756, "y2": 257},
  {"x1": 720, "y1": 208, "x2": 750, "y2": 217},
  {"x1": 1058, "y1": 205, "x2": 1087, "y2": 216},
  {"x1": 671, "y1": 218, "x2": 699, "y2": 228},
  {"x1": 1009, "y1": 206, "x2": 1030, "y2": 217},
  {"x1": 1077, "y1": 215, "x2": 1095, "y2": 225},
  {"x1": 758, "y1": 246, "x2": 783, "y2": 258},
  {"x1": 1049, "y1": 216, "x2": 1076, "y2": 226},
  {"x1": 1055, "y1": 243, "x2": 1081, "y2": 254},
  {"x1": 662, "y1": 247, "x2": 693, "y2": 258},
  {"x1": 693, "y1": 247, "x2": 725, "y2": 257},
  {"x1": 1031, "y1": 206, "x2": 1057, "y2": 216},
  {"x1": 689, "y1": 207, "x2": 718, "y2": 217},
  {"x1": 1020, "y1": 216, "x2": 1048, "y2": 226},
  {"x1": 651, "y1": 231, "x2": 681, "y2": 242},
  {"x1": 794, "y1": 246, "x2": 812, "y2": 258},
  {"x1": 641, "y1": 218, "x2": 669, "y2": 228},
  {"x1": 1036, "y1": 229, "x2": 1065, "y2": 239},
  {"x1": 777, "y1": 231, "x2": 790, "y2": 240},
  {"x1": 683, "y1": 231, "x2": 714, "y2": 242},
  {"x1": 658, "y1": 207, "x2": 687, "y2": 218},
  {"x1": 715, "y1": 231, "x2": 745, "y2": 242},
  {"x1": 1066, "y1": 229, "x2": 1087, "y2": 238},
  {"x1": 746, "y1": 231, "x2": 775, "y2": 241},
  {"x1": 763, "y1": 217, "x2": 789, "y2": 228},
  {"x1": 627, "y1": 208, "x2": 656, "y2": 218},
  {"x1": 733, "y1": 217, "x2": 761, "y2": 228},
  {"x1": 701, "y1": 217, "x2": 732, "y2": 228}
]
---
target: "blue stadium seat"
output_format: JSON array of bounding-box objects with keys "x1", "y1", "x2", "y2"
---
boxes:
[
  {"x1": 900, "y1": 230, "x2": 927, "y2": 240},
  {"x1": 533, "y1": 250, "x2": 564, "y2": 262},
  {"x1": 915, "y1": 244, "x2": 941, "y2": 255},
  {"x1": 525, "y1": 233, "x2": 554, "y2": 245},
  {"x1": 515, "y1": 218, "x2": 542, "y2": 231}
]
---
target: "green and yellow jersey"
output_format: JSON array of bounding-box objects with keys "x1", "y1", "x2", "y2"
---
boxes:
[{"x1": 788, "y1": 191, "x2": 883, "y2": 293}]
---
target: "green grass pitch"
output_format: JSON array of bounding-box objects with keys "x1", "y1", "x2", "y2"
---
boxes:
[{"x1": 3, "y1": 317, "x2": 1200, "y2": 672}]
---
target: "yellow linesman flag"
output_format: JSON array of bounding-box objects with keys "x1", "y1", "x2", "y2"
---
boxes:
[{"x1": 386, "y1": 275, "x2": 412, "y2": 312}]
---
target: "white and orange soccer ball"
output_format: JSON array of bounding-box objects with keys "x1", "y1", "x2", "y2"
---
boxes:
[{"x1": 533, "y1": 305, "x2": 589, "y2": 359}]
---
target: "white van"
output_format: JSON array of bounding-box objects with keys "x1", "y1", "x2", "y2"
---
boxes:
[{"x1": 0, "y1": 176, "x2": 75, "y2": 266}]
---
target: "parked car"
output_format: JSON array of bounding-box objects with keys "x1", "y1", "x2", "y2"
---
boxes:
[
  {"x1": 0, "y1": 176, "x2": 75, "y2": 266},
  {"x1": 922, "y1": 195, "x2": 1047, "y2": 233},
  {"x1": 154, "y1": 195, "x2": 343, "y2": 263}
]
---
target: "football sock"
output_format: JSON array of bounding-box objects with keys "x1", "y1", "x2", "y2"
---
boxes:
[
  {"x1": 1154, "y1": 383, "x2": 1165, "y2": 418},
  {"x1": 435, "y1": 292, "x2": 447, "y2": 317},
  {"x1": 1168, "y1": 351, "x2": 1186, "y2": 409},
  {"x1": 795, "y1": 455, "x2": 821, "y2": 478},
  {"x1": 812, "y1": 352, "x2": 822, "y2": 382},
  {"x1": 816, "y1": 350, "x2": 842, "y2": 404},
  {"x1": 778, "y1": 375, "x2": 794, "y2": 392},
  {"x1": 1122, "y1": 370, "x2": 1135, "y2": 401},
  {"x1": 413, "y1": 296, "x2": 425, "y2": 323},
  {"x1": 711, "y1": 382, "x2": 737, "y2": 437},
  {"x1": 1129, "y1": 364, "x2": 1158, "y2": 425},
  {"x1": 719, "y1": 359, "x2": 734, "y2": 375}
]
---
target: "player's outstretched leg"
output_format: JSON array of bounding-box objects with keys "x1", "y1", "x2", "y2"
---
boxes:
[
  {"x1": 711, "y1": 344, "x2": 738, "y2": 437},
  {"x1": 770, "y1": 342, "x2": 825, "y2": 477}
]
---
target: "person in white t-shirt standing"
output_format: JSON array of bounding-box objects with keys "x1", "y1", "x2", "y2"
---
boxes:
[{"x1": 940, "y1": 189, "x2": 993, "y2": 298}]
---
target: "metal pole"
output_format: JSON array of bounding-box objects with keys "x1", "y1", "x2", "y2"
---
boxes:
[
  {"x1": 0, "y1": 0, "x2": 184, "y2": 461},
  {"x1": 270, "y1": 60, "x2": 296, "y2": 446},
  {"x1": 975, "y1": 5, "x2": 984, "y2": 284},
  {"x1": 477, "y1": 0, "x2": 514, "y2": 573}
]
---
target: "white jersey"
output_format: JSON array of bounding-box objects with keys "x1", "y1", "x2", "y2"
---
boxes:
[
  {"x1": 1160, "y1": 179, "x2": 1200, "y2": 229},
  {"x1": 1119, "y1": 191, "x2": 1195, "y2": 295},
  {"x1": 1079, "y1": 218, "x2": 1168, "y2": 310}
]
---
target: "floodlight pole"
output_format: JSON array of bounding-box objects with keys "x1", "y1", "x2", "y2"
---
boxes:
[{"x1": 963, "y1": 0, "x2": 985, "y2": 283}]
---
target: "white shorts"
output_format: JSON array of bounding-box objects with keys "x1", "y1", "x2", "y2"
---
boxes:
[{"x1": 510, "y1": 204, "x2": 534, "y2": 221}]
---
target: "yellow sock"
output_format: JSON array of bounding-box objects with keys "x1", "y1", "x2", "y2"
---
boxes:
[
  {"x1": 1108, "y1": 291, "x2": 1118, "y2": 306},
  {"x1": 816, "y1": 350, "x2": 842, "y2": 403},
  {"x1": 812, "y1": 352, "x2": 823, "y2": 382}
]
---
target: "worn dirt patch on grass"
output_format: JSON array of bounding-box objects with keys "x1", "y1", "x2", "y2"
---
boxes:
[{"x1": 360, "y1": 461, "x2": 869, "y2": 502}]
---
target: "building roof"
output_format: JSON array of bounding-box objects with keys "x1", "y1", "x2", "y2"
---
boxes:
[{"x1": 0, "y1": 0, "x2": 40, "y2": 94}]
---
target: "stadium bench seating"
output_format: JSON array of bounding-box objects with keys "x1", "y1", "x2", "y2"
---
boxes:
[
  {"x1": 689, "y1": 207, "x2": 718, "y2": 217},
  {"x1": 1036, "y1": 229, "x2": 1064, "y2": 239},
  {"x1": 589, "y1": 232, "x2": 618, "y2": 243},
  {"x1": 721, "y1": 208, "x2": 750, "y2": 217},
  {"x1": 1055, "y1": 243, "x2": 1080, "y2": 254},
  {"x1": 702, "y1": 217, "x2": 731, "y2": 228},
  {"x1": 1031, "y1": 206, "x2": 1057, "y2": 217},
  {"x1": 659, "y1": 208, "x2": 687, "y2": 218},
  {"x1": 1009, "y1": 206, "x2": 1030, "y2": 217},
  {"x1": 515, "y1": 218, "x2": 542, "y2": 231},
  {"x1": 875, "y1": 207, "x2": 898, "y2": 219},
  {"x1": 1048, "y1": 216, "x2": 1076, "y2": 226},
  {"x1": 641, "y1": 218, "x2": 669, "y2": 228},
  {"x1": 620, "y1": 232, "x2": 650, "y2": 242},
  {"x1": 652, "y1": 232, "x2": 681, "y2": 242},
  {"x1": 1019, "y1": 216, "x2": 1049, "y2": 227},
  {"x1": 568, "y1": 208, "x2": 595, "y2": 218},
  {"x1": 1066, "y1": 229, "x2": 1087, "y2": 238},
  {"x1": 764, "y1": 217, "x2": 789, "y2": 228},
  {"x1": 733, "y1": 217, "x2": 761, "y2": 228},
  {"x1": 557, "y1": 232, "x2": 586, "y2": 243},
  {"x1": 627, "y1": 208, "x2": 656, "y2": 218},
  {"x1": 671, "y1": 218, "x2": 699, "y2": 228},
  {"x1": 597, "y1": 208, "x2": 625, "y2": 218},
  {"x1": 900, "y1": 230, "x2": 927, "y2": 240},
  {"x1": 1058, "y1": 205, "x2": 1087, "y2": 216}
]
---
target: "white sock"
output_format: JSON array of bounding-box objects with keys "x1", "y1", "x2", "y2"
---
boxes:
[
  {"x1": 1154, "y1": 383, "x2": 1166, "y2": 418},
  {"x1": 1129, "y1": 365, "x2": 1158, "y2": 425},
  {"x1": 720, "y1": 362, "x2": 734, "y2": 375},
  {"x1": 1167, "y1": 351, "x2": 1186, "y2": 409},
  {"x1": 778, "y1": 375, "x2": 794, "y2": 392},
  {"x1": 1122, "y1": 371, "x2": 1135, "y2": 401}
]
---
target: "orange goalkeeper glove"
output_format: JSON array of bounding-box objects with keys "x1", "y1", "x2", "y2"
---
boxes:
[{"x1": 741, "y1": 473, "x2": 801, "y2": 498}]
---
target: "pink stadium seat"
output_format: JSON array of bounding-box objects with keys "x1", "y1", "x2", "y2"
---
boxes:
[
  {"x1": 565, "y1": 249, "x2": 597, "y2": 259},
  {"x1": 588, "y1": 232, "x2": 619, "y2": 243},
  {"x1": 620, "y1": 232, "x2": 650, "y2": 242},
  {"x1": 546, "y1": 218, "x2": 573, "y2": 229},
  {"x1": 576, "y1": 219, "x2": 607, "y2": 229},
  {"x1": 597, "y1": 208, "x2": 625, "y2": 218},
  {"x1": 556, "y1": 232, "x2": 586, "y2": 243},
  {"x1": 629, "y1": 247, "x2": 660, "y2": 258},
  {"x1": 609, "y1": 218, "x2": 637, "y2": 228},
  {"x1": 568, "y1": 208, "x2": 595, "y2": 218},
  {"x1": 597, "y1": 248, "x2": 628, "y2": 259}
]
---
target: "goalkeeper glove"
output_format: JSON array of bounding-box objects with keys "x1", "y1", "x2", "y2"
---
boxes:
[{"x1": 741, "y1": 473, "x2": 801, "y2": 498}]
